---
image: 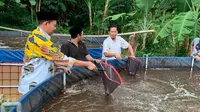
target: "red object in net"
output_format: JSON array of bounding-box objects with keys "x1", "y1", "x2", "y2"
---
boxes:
[{"x1": 100, "y1": 62, "x2": 124, "y2": 95}]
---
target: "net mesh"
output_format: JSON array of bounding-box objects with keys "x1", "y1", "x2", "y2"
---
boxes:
[{"x1": 100, "y1": 62, "x2": 123, "y2": 95}]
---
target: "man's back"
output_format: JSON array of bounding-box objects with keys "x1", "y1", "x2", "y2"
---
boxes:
[{"x1": 24, "y1": 28, "x2": 60, "y2": 61}]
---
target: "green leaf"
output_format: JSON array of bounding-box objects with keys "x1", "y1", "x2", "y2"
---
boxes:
[
  {"x1": 192, "y1": 19, "x2": 200, "y2": 39},
  {"x1": 127, "y1": 11, "x2": 137, "y2": 17},
  {"x1": 0, "y1": 1, "x2": 5, "y2": 6},
  {"x1": 29, "y1": 0, "x2": 36, "y2": 6},
  {"x1": 105, "y1": 13, "x2": 126, "y2": 21},
  {"x1": 192, "y1": 0, "x2": 200, "y2": 7},
  {"x1": 176, "y1": 0, "x2": 190, "y2": 12},
  {"x1": 68, "y1": 0, "x2": 77, "y2": 4},
  {"x1": 154, "y1": 17, "x2": 177, "y2": 44},
  {"x1": 15, "y1": 0, "x2": 21, "y2": 3},
  {"x1": 20, "y1": 4, "x2": 27, "y2": 8},
  {"x1": 136, "y1": 0, "x2": 155, "y2": 13},
  {"x1": 59, "y1": 3, "x2": 66, "y2": 12},
  {"x1": 172, "y1": 11, "x2": 198, "y2": 42}
]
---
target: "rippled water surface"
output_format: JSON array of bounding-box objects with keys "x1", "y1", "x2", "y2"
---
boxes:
[{"x1": 40, "y1": 70, "x2": 200, "y2": 112}]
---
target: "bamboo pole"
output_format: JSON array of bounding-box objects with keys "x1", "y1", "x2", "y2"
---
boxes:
[{"x1": 0, "y1": 26, "x2": 155, "y2": 37}]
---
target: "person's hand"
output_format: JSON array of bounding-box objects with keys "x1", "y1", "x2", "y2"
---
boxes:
[
  {"x1": 23, "y1": 57, "x2": 30, "y2": 63},
  {"x1": 129, "y1": 55, "x2": 135, "y2": 58},
  {"x1": 93, "y1": 59, "x2": 101, "y2": 63},
  {"x1": 195, "y1": 55, "x2": 200, "y2": 61},
  {"x1": 65, "y1": 67, "x2": 71, "y2": 75},
  {"x1": 52, "y1": 55, "x2": 60, "y2": 60},
  {"x1": 114, "y1": 53, "x2": 122, "y2": 60},
  {"x1": 198, "y1": 52, "x2": 200, "y2": 56},
  {"x1": 54, "y1": 60, "x2": 69, "y2": 66},
  {"x1": 87, "y1": 62, "x2": 97, "y2": 71},
  {"x1": 41, "y1": 45, "x2": 49, "y2": 55}
]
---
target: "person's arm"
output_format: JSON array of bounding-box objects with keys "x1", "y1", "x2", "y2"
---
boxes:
[
  {"x1": 120, "y1": 36, "x2": 135, "y2": 57},
  {"x1": 104, "y1": 52, "x2": 121, "y2": 59},
  {"x1": 102, "y1": 39, "x2": 121, "y2": 59},
  {"x1": 86, "y1": 54, "x2": 101, "y2": 62},
  {"x1": 104, "y1": 52, "x2": 116, "y2": 57},
  {"x1": 73, "y1": 60, "x2": 97, "y2": 70},
  {"x1": 40, "y1": 45, "x2": 64, "y2": 60},
  {"x1": 41, "y1": 44, "x2": 97, "y2": 70},
  {"x1": 32, "y1": 34, "x2": 73, "y2": 67},
  {"x1": 86, "y1": 54, "x2": 95, "y2": 61},
  {"x1": 32, "y1": 33, "x2": 65, "y2": 60},
  {"x1": 128, "y1": 45, "x2": 135, "y2": 57},
  {"x1": 34, "y1": 34, "x2": 96, "y2": 70},
  {"x1": 81, "y1": 42, "x2": 100, "y2": 62}
]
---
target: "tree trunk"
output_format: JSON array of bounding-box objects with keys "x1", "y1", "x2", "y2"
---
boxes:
[
  {"x1": 36, "y1": 0, "x2": 41, "y2": 12},
  {"x1": 102, "y1": 0, "x2": 109, "y2": 24},
  {"x1": 85, "y1": 0, "x2": 92, "y2": 32},
  {"x1": 129, "y1": 33, "x2": 138, "y2": 55},
  {"x1": 88, "y1": 1, "x2": 92, "y2": 32},
  {"x1": 177, "y1": 36, "x2": 189, "y2": 56},
  {"x1": 187, "y1": 39, "x2": 192, "y2": 56},
  {"x1": 141, "y1": 33, "x2": 147, "y2": 50}
]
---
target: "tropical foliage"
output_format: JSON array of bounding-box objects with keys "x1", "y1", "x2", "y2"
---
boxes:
[{"x1": 0, "y1": 0, "x2": 200, "y2": 56}]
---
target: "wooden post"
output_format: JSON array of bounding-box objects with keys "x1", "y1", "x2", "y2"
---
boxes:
[{"x1": 129, "y1": 33, "x2": 138, "y2": 55}]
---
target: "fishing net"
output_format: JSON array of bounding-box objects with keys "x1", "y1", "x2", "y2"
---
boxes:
[{"x1": 100, "y1": 62, "x2": 123, "y2": 95}]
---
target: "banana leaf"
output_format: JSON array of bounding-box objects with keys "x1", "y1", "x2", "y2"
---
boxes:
[{"x1": 172, "y1": 11, "x2": 198, "y2": 42}]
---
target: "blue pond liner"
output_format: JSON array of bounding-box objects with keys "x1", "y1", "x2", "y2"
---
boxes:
[
  {"x1": 1, "y1": 48, "x2": 200, "y2": 70},
  {"x1": 0, "y1": 48, "x2": 102, "y2": 63},
  {"x1": 10, "y1": 71, "x2": 64, "y2": 112}
]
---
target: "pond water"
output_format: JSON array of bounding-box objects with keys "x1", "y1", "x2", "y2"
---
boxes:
[{"x1": 40, "y1": 70, "x2": 200, "y2": 112}]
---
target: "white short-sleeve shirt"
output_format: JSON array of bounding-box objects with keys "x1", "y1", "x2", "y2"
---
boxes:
[{"x1": 102, "y1": 36, "x2": 129, "y2": 59}]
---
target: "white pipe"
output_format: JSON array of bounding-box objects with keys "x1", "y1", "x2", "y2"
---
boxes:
[
  {"x1": 56, "y1": 67, "x2": 67, "y2": 90},
  {"x1": 105, "y1": 59, "x2": 108, "y2": 64},
  {"x1": 191, "y1": 56, "x2": 195, "y2": 72},
  {"x1": 143, "y1": 54, "x2": 148, "y2": 70},
  {"x1": 63, "y1": 70, "x2": 66, "y2": 90},
  {"x1": 1, "y1": 102, "x2": 21, "y2": 112}
]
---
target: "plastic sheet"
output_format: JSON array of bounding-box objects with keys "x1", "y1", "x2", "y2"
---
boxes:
[
  {"x1": 0, "y1": 50, "x2": 24, "y2": 63},
  {"x1": 10, "y1": 71, "x2": 64, "y2": 112},
  {"x1": 0, "y1": 48, "x2": 102, "y2": 63},
  {"x1": 1, "y1": 49, "x2": 200, "y2": 70}
]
